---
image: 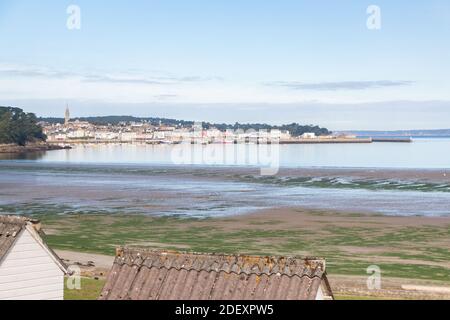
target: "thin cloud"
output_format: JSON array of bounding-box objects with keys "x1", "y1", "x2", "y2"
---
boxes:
[
  {"x1": 0, "y1": 67, "x2": 74, "y2": 78},
  {"x1": 154, "y1": 94, "x2": 179, "y2": 100},
  {"x1": 83, "y1": 74, "x2": 222, "y2": 85},
  {"x1": 0, "y1": 64, "x2": 221, "y2": 85},
  {"x1": 83, "y1": 75, "x2": 173, "y2": 85},
  {"x1": 266, "y1": 80, "x2": 415, "y2": 91}
]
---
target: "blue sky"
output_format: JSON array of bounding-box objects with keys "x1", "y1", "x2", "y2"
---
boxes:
[{"x1": 0, "y1": 0, "x2": 449, "y2": 129}]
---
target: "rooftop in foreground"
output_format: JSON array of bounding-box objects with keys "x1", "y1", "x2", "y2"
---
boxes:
[{"x1": 99, "y1": 248, "x2": 334, "y2": 300}]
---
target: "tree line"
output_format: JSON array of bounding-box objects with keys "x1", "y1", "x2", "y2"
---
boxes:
[
  {"x1": 0, "y1": 106, "x2": 46, "y2": 146},
  {"x1": 204, "y1": 122, "x2": 331, "y2": 136}
]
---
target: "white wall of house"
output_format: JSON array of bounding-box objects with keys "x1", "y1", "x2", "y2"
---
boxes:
[
  {"x1": 315, "y1": 281, "x2": 333, "y2": 300},
  {"x1": 316, "y1": 286, "x2": 324, "y2": 300},
  {"x1": 0, "y1": 228, "x2": 64, "y2": 300}
]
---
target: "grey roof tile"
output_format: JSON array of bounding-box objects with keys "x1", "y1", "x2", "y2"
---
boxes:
[
  {"x1": 0, "y1": 216, "x2": 30, "y2": 264},
  {"x1": 99, "y1": 248, "x2": 334, "y2": 300}
]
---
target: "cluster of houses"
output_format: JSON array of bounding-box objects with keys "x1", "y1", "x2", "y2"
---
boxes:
[
  {"x1": 0, "y1": 215, "x2": 334, "y2": 300},
  {"x1": 39, "y1": 107, "x2": 314, "y2": 145},
  {"x1": 42, "y1": 120, "x2": 293, "y2": 145}
]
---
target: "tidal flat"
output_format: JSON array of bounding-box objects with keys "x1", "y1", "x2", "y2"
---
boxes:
[
  {"x1": 2, "y1": 160, "x2": 450, "y2": 298},
  {"x1": 2, "y1": 162, "x2": 450, "y2": 217},
  {"x1": 36, "y1": 208, "x2": 450, "y2": 284}
]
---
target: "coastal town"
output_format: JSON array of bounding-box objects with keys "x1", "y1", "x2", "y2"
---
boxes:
[
  {"x1": 40, "y1": 107, "x2": 373, "y2": 145},
  {"x1": 2, "y1": 0, "x2": 450, "y2": 307}
]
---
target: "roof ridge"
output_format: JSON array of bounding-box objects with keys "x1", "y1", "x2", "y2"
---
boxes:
[
  {"x1": 118, "y1": 247, "x2": 326, "y2": 263},
  {"x1": 116, "y1": 263, "x2": 325, "y2": 279},
  {"x1": 0, "y1": 215, "x2": 40, "y2": 226},
  {"x1": 114, "y1": 247, "x2": 326, "y2": 278}
]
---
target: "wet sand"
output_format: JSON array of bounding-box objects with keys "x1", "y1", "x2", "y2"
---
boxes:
[
  {"x1": 1, "y1": 160, "x2": 450, "y2": 181},
  {"x1": 1, "y1": 162, "x2": 450, "y2": 217},
  {"x1": 234, "y1": 206, "x2": 450, "y2": 228},
  {"x1": 273, "y1": 167, "x2": 450, "y2": 183}
]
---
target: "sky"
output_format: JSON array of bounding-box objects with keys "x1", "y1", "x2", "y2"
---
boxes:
[{"x1": 0, "y1": 0, "x2": 449, "y2": 130}]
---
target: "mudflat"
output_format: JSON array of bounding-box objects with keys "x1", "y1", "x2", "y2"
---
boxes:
[
  {"x1": 38, "y1": 207, "x2": 450, "y2": 299},
  {"x1": 2, "y1": 163, "x2": 450, "y2": 217}
]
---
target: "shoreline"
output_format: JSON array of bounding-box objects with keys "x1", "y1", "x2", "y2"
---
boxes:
[
  {"x1": 50, "y1": 137, "x2": 377, "y2": 144},
  {"x1": 0, "y1": 143, "x2": 71, "y2": 154}
]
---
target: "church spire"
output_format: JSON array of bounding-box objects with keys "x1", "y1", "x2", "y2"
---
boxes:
[{"x1": 65, "y1": 104, "x2": 70, "y2": 125}]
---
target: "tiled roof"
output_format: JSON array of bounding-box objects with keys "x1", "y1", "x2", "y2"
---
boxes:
[
  {"x1": 99, "y1": 248, "x2": 333, "y2": 300},
  {"x1": 0, "y1": 216, "x2": 33, "y2": 264},
  {"x1": 0, "y1": 215, "x2": 67, "y2": 273}
]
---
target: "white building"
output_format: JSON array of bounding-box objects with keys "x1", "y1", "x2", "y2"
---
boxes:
[
  {"x1": 135, "y1": 133, "x2": 153, "y2": 141},
  {"x1": 205, "y1": 128, "x2": 223, "y2": 138},
  {"x1": 301, "y1": 132, "x2": 317, "y2": 139},
  {"x1": 0, "y1": 216, "x2": 67, "y2": 300},
  {"x1": 51, "y1": 133, "x2": 68, "y2": 141},
  {"x1": 280, "y1": 130, "x2": 291, "y2": 140},
  {"x1": 67, "y1": 129, "x2": 87, "y2": 139},
  {"x1": 95, "y1": 131, "x2": 119, "y2": 140},
  {"x1": 120, "y1": 132, "x2": 137, "y2": 142},
  {"x1": 152, "y1": 131, "x2": 169, "y2": 140}
]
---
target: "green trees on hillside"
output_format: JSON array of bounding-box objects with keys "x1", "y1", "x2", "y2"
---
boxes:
[
  {"x1": 0, "y1": 107, "x2": 46, "y2": 146},
  {"x1": 211, "y1": 122, "x2": 331, "y2": 136}
]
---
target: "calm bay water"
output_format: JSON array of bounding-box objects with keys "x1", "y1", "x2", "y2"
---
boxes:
[
  {"x1": 4, "y1": 138, "x2": 450, "y2": 169},
  {"x1": 1, "y1": 138, "x2": 449, "y2": 217}
]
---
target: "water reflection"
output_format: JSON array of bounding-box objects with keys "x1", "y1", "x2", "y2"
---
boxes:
[
  {"x1": 0, "y1": 151, "x2": 46, "y2": 161},
  {"x1": 2, "y1": 138, "x2": 448, "y2": 169}
]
